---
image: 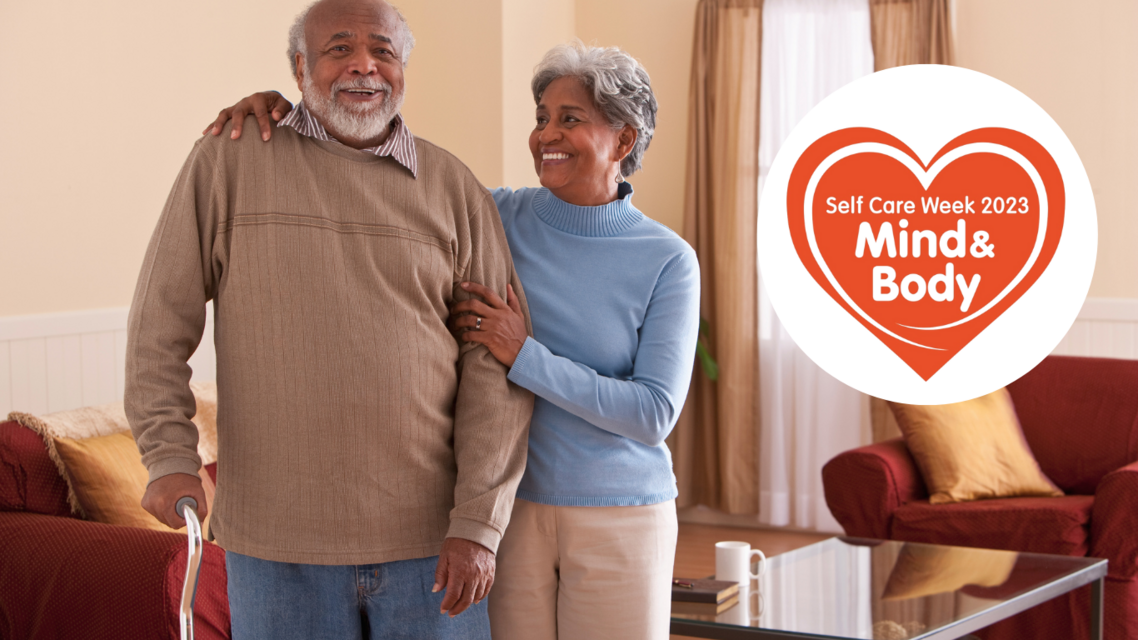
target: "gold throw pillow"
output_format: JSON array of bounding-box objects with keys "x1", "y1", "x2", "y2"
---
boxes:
[
  {"x1": 889, "y1": 388, "x2": 1062, "y2": 504},
  {"x1": 53, "y1": 431, "x2": 215, "y2": 533}
]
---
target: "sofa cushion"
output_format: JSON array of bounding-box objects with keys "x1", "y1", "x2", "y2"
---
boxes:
[
  {"x1": 0, "y1": 421, "x2": 72, "y2": 517},
  {"x1": 889, "y1": 389, "x2": 1063, "y2": 504},
  {"x1": 1008, "y1": 355, "x2": 1138, "y2": 495},
  {"x1": 890, "y1": 495, "x2": 1094, "y2": 556}
]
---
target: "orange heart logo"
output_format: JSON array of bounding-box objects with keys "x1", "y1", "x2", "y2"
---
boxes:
[{"x1": 786, "y1": 128, "x2": 1065, "y2": 380}]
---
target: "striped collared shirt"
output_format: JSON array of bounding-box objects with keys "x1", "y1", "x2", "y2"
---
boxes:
[{"x1": 279, "y1": 101, "x2": 418, "y2": 178}]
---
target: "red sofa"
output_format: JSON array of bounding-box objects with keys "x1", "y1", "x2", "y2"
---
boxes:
[
  {"x1": 0, "y1": 418, "x2": 230, "y2": 639},
  {"x1": 823, "y1": 355, "x2": 1138, "y2": 640}
]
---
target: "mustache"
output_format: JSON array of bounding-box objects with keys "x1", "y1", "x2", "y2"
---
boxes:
[{"x1": 331, "y1": 78, "x2": 393, "y2": 95}]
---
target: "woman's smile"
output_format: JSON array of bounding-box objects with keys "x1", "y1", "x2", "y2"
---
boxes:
[{"x1": 541, "y1": 150, "x2": 572, "y2": 164}]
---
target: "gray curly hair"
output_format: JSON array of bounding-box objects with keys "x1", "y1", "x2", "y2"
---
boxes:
[
  {"x1": 531, "y1": 41, "x2": 657, "y2": 178},
  {"x1": 287, "y1": 1, "x2": 415, "y2": 78}
]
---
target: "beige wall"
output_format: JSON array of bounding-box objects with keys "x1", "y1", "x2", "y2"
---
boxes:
[
  {"x1": 501, "y1": 0, "x2": 577, "y2": 188},
  {"x1": 0, "y1": 0, "x2": 697, "y2": 317},
  {"x1": 954, "y1": 0, "x2": 1138, "y2": 299},
  {"x1": 397, "y1": 0, "x2": 504, "y2": 186},
  {"x1": 0, "y1": 0, "x2": 312, "y2": 317}
]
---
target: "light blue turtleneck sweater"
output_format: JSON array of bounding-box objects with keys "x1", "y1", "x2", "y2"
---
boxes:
[{"x1": 492, "y1": 184, "x2": 701, "y2": 506}]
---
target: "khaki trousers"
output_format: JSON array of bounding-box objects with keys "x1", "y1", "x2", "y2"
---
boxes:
[{"x1": 488, "y1": 498, "x2": 678, "y2": 640}]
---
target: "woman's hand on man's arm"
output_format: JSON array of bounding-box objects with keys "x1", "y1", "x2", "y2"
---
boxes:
[
  {"x1": 449, "y1": 282, "x2": 528, "y2": 368},
  {"x1": 202, "y1": 91, "x2": 295, "y2": 141}
]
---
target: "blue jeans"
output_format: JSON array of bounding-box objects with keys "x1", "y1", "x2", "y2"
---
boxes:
[{"x1": 225, "y1": 551, "x2": 490, "y2": 640}]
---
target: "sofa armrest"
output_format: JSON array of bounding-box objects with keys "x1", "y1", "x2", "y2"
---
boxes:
[
  {"x1": 1091, "y1": 459, "x2": 1138, "y2": 580},
  {"x1": 0, "y1": 512, "x2": 229, "y2": 640},
  {"x1": 822, "y1": 438, "x2": 928, "y2": 538}
]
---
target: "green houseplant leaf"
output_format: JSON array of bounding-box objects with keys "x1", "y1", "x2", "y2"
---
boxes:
[{"x1": 696, "y1": 317, "x2": 718, "y2": 381}]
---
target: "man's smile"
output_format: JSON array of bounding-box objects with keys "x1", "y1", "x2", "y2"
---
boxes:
[{"x1": 338, "y1": 87, "x2": 386, "y2": 103}]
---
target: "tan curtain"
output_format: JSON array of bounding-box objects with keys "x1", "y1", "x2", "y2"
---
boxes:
[
  {"x1": 668, "y1": 0, "x2": 762, "y2": 515},
  {"x1": 870, "y1": 0, "x2": 955, "y2": 70},
  {"x1": 869, "y1": 0, "x2": 954, "y2": 441}
]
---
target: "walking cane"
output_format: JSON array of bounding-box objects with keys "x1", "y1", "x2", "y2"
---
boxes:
[{"x1": 175, "y1": 497, "x2": 204, "y2": 640}]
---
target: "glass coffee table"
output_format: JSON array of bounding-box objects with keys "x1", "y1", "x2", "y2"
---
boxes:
[{"x1": 671, "y1": 537, "x2": 1107, "y2": 640}]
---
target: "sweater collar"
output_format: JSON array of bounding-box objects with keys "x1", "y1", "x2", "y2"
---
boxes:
[{"x1": 531, "y1": 183, "x2": 643, "y2": 237}]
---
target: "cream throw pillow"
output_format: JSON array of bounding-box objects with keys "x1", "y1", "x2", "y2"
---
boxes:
[
  {"x1": 889, "y1": 388, "x2": 1062, "y2": 504},
  {"x1": 53, "y1": 431, "x2": 214, "y2": 533}
]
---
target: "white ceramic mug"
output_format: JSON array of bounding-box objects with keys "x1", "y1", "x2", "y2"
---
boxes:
[{"x1": 715, "y1": 541, "x2": 767, "y2": 585}]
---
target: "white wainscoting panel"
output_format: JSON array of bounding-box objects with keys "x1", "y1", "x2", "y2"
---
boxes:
[
  {"x1": 0, "y1": 306, "x2": 215, "y2": 417},
  {"x1": 1051, "y1": 298, "x2": 1138, "y2": 360},
  {"x1": 0, "y1": 342, "x2": 10, "y2": 420}
]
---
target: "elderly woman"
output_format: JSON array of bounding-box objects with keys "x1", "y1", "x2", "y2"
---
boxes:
[{"x1": 209, "y1": 41, "x2": 699, "y2": 640}]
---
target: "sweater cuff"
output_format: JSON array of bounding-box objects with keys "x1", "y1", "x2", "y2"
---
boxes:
[
  {"x1": 446, "y1": 517, "x2": 503, "y2": 554},
  {"x1": 146, "y1": 455, "x2": 203, "y2": 487},
  {"x1": 507, "y1": 336, "x2": 542, "y2": 388}
]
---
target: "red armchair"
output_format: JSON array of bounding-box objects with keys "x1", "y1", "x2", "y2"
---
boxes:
[
  {"x1": 0, "y1": 418, "x2": 230, "y2": 639},
  {"x1": 823, "y1": 355, "x2": 1138, "y2": 640}
]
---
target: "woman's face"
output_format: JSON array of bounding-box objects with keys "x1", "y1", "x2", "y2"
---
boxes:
[{"x1": 528, "y1": 76, "x2": 635, "y2": 206}]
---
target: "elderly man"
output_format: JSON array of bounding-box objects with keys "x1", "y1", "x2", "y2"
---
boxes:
[{"x1": 125, "y1": 0, "x2": 532, "y2": 637}]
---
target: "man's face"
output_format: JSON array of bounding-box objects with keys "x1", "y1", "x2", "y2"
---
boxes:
[{"x1": 296, "y1": 0, "x2": 406, "y2": 147}]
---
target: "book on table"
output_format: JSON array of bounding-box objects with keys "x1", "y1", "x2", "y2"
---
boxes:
[
  {"x1": 671, "y1": 595, "x2": 741, "y2": 615},
  {"x1": 671, "y1": 578, "x2": 740, "y2": 604}
]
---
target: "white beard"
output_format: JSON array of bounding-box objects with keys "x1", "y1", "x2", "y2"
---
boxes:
[{"x1": 302, "y1": 73, "x2": 404, "y2": 144}]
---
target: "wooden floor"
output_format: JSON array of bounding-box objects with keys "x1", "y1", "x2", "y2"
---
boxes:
[{"x1": 670, "y1": 523, "x2": 831, "y2": 640}]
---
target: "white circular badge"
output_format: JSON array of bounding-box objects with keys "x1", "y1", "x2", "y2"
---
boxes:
[{"x1": 757, "y1": 65, "x2": 1096, "y2": 405}]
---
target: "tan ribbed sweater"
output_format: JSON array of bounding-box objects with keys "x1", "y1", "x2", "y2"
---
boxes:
[{"x1": 125, "y1": 119, "x2": 534, "y2": 565}]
